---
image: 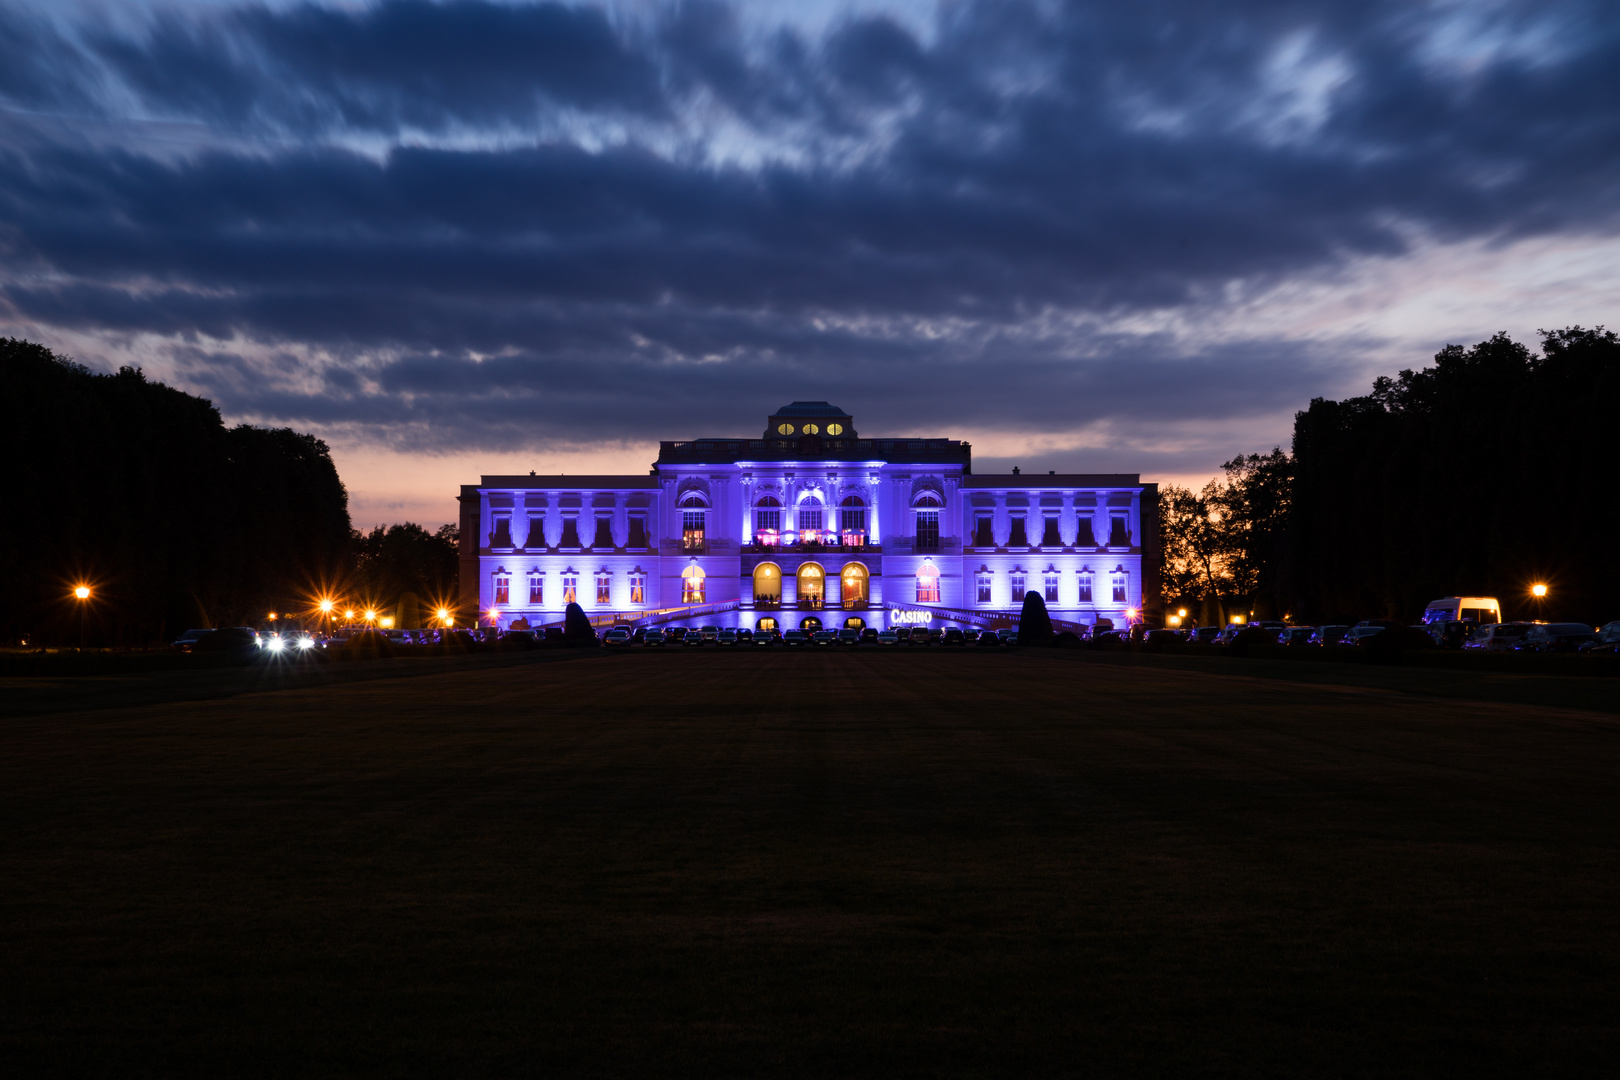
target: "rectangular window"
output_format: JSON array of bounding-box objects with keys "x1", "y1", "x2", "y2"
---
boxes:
[
  {"x1": 916, "y1": 511, "x2": 939, "y2": 551},
  {"x1": 973, "y1": 513, "x2": 994, "y2": 547},
  {"x1": 491, "y1": 515, "x2": 513, "y2": 547},
  {"x1": 1010, "y1": 571, "x2": 1027, "y2": 598},
  {"x1": 682, "y1": 510, "x2": 706, "y2": 551},
  {"x1": 627, "y1": 515, "x2": 648, "y2": 549},
  {"x1": 562, "y1": 575, "x2": 577, "y2": 605},
  {"x1": 840, "y1": 508, "x2": 867, "y2": 546},
  {"x1": 1008, "y1": 515, "x2": 1028, "y2": 548},
  {"x1": 596, "y1": 573, "x2": 611, "y2": 605},
  {"x1": 629, "y1": 573, "x2": 645, "y2": 605},
  {"x1": 493, "y1": 577, "x2": 510, "y2": 605},
  {"x1": 1109, "y1": 514, "x2": 1131, "y2": 546},
  {"x1": 559, "y1": 516, "x2": 581, "y2": 548},
  {"x1": 1112, "y1": 573, "x2": 1128, "y2": 605},
  {"x1": 529, "y1": 576, "x2": 543, "y2": 604},
  {"x1": 976, "y1": 572, "x2": 992, "y2": 604},
  {"x1": 755, "y1": 508, "x2": 780, "y2": 544},
  {"x1": 592, "y1": 516, "x2": 614, "y2": 549},
  {"x1": 1044, "y1": 573, "x2": 1059, "y2": 604},
  {"x1": 1042, "y1": 516, "x2": 1062, "y2": 547},
  {"x1": 1078, "y1": 575, "x2": 1093, "y2": 604},
  {"x1": 1077, "y1": 516, "x2": 1097, "y2": 546},
  {"x1": 798, "y1": 505, "x2": 823, "y2": 538},
  {"x1": 525, "y1": 515, "x2": 545, "y2": 548}
]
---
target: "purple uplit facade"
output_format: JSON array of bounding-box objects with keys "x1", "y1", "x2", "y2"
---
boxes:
[{"x1": 460, "y1": 403, "x2": 1159, "y2": 631}]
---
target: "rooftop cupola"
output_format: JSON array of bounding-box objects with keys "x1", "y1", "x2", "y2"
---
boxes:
[{"x1": 765, "y1": 401, "x2": 855, "y2": 440}]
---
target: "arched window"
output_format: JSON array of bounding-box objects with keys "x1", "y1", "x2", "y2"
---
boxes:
[
  {"x1": 913, "y1": 492, "x2": 942, "y2": 551},
  {"x1": 839, "y1": 562, "x2": 869, "y2": 608},
  {"x1": 839, "y1": 496, "x2": 867, "y2": 547},
  {"x1": 681, "y1": 564, "x2": 706, "y2": 603},
  {"x1": 797, "y1": 563, "x2": 824, "y2": 609},
  {"x1": 752, "y1": 562, "x2": 781, "y2": 606},
  {"x1": 679, "y1": 494, "x2": 707, "y2": 552},
  {"x1": 916, "y1": 561, "x2": 941, "y2": 603},
  {"x1": 754, "y1": 496, "x2": 781, "y2": 545},
  {"x1": 797, "y1": 497, "x2": 823, "y2": 543}
]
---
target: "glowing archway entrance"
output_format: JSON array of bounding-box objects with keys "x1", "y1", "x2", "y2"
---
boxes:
[
  {"x1": 797, "y1": 563, "x2": 824, "y2": 609},
  {"x1": 756, "y1": 616, "x2": 778, "y2": 632},
  {"x1": 843, "y1": 616, "x2": 866, "y2": 630},
  {"x1": 839, "y1": 562, "x2": 869, "y2": 608},
  {"x1": 681, "y1": 563, "x2": 706, "y2": 603},
  {"x1": 752, "y1": 562, "x2": 782, "y2": 606},
  {"x1": 800, "y1": 615, "x2": 823, "y2": 632}
]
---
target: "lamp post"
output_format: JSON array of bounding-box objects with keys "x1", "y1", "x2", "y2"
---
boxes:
[
  {"x1": 1530, "y1": 583, "x2": 1548, "y2": 620},
  {"x1": 73, "y1": 585, "x2": 90, "y2": 649}
]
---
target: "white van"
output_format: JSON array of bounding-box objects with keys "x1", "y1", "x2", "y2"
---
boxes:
[{"x1": 1422, "y1": 596, "x2": 1501, "y2": 625}]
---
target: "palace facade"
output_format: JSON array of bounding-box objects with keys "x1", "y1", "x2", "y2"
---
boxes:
[{"x1": 458, "y1": 403, "x2": 1160, "y2": 631}]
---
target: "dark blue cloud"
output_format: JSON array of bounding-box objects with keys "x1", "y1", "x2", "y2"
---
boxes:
[{"x1": 0, "y1": 0, "x2": 1617, "y2": 454}]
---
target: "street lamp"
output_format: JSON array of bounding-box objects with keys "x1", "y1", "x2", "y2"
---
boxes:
[
  {"x1": 1531, "y1": 583, "x2": 1548, "y2": 598},
  {"x1": 437, "y1": 607, "x2": 453, "y2": 627}
]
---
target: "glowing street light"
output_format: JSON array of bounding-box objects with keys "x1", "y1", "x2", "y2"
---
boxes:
[
  {"x1": 72, "y1": 584, "x2": 91, "y2": 649},
  {"x1": 318, "y1": 599, "x2": 335, "y2": 613},
  {"x1": 1531, "y1": 583, "x2": 1548, "y2": 598},
  {"x1": 363, "y1": 609, "x2": 377, "y2": 624},
  {"x1": 436, "y1": 607, "x2": 453, "y2": 627}
]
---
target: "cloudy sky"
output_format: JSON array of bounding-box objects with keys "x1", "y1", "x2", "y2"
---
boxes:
[{"x1": 3, "y1": 0, "x2": 1617, "y2": 526}]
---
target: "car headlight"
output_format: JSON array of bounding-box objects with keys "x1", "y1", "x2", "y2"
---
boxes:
[
  {"x1": 267, "y1": 637, "x2": 285, "y2": 651},
  {"x1": 297, "y1": 637, "x2": 314, "y2": 650}
]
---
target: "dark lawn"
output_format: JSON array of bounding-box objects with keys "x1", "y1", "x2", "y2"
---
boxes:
[{"x1": 3, "y1": 650, "x2": 1618, "y2": 1077}]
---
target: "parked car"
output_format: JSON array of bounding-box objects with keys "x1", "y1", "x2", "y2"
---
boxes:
[
  {"x1": 1307, "y1": 625, "x2": 1349, "y2": 646},
  {"x1": 1580, "y1": 621, "x2": 1620, "y2": 654},
  {"x1": 1463, "y1": 622, "x2": 1535, "y2": 651},
  {"x1": 193, "y1": 627, "x2": 260, "y2": 654},
  {"x1": 699, "y1": 625, "x2": 721, "y2": 644},
  {"x1": 860, "y1": 627, "x2": 880, "y2": 644},
  {"x1": 171, "y1": 628, "x2": 213, "y2": 652},
  {"x1": 811, "y1": 630, "x2": 838, "y2": 646},
  {"x1": 1279, "y1": 627, "x2": 1314, "y2": 646},
  {"x1": 961, "y1": 628, "x2": 981, "y2": 643},
  {"x1": 737, "y1": 628, "x2": 754, "y2": 643},
  {"x1": 1188, "y1": 626, "x2": 1222, "y2": 644},
  {"x1": 942, "y1": 627, "x2": 964, "y2": 646},
  {"x1": 837, "y1": 628, "x2": 861, "y2": 645},
  {"x1": 1514, "y1": 623, "x2": 1598, "y2": 653},
  {"x1": 876, "y1": 630, "x2": 901, "y2": 646},
  {"x1": 976, "y1": 628, "x2": 1001, "y2": 646},
  {"x1": 753, "y1": 628, "x2": 780, "y2": 646},
  {"x1": 783, "y1": 629, "x2": 809, "y2": 647},
  {"x1": 717, "y1": 629, "x2": 739, "y2": 646},
  {"x1": 643, "y1": 628, "x2": 667, "y2": 646},
  {"x1": 1344, "y1": 625, "x2": 1387, "y2": 644},
  {"x1": 1145, "y1": 628, "x2": 1180, "y2": 646},
  {"x1": 603, "y1": 627, "x2": 632, "y2": 646},
  {"x1": 1429, "y1": 621, "x2": 1478, "y2": 649}
]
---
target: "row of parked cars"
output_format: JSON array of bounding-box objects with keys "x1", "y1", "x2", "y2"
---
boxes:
[
  {"x1": 602, "y1": 625, "x2": 1034, "y2": 647},
  {"x1": 1149, "y1": 619, "x2": 1620, "y2": 653}
]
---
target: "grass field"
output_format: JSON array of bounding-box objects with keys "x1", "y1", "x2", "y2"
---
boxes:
[{"x1": 3, "y1": 650, "x2": 1618, "y2": 1076}]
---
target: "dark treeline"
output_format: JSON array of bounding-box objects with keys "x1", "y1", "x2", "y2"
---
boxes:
[
  {"x1": 2, "y1": 339, "x2": 352, "y2": 644},
  {"x1": 350, "y1": 522, "x2": 460, "y2": 628},
  {"x1": 1162, "y1": 326, "x2": 1620, "y2": 625}
]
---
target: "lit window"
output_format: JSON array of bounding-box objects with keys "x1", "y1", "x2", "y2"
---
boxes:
[
  {"x1": 493, "y1": 575, "x2": 510, "y2": 606},
  {"x1": 826, "y1": 423, "x2": 843, "y2": 436},
  {"x1": 596, "y1": 573, "x2": 611, "y2": 605},
  {"x1": 777, "y1": 423, "x2": 795, "y2": 435},
  {"x1": 562, "y1": 574, "x2": 577, "y2": 605},
  {"x1": 529, "y1": 573, "x2": 543, "y2": 604},
  {"x1": 839, "y1": 496, "x2": 867, "y2": 547},
  {"x1": 976, "y1": 571, "x2": 992, "y2": 605},
  {"x1": 1078, "y1": 571, "x2": 1094, "y2": 604},
  {"x1": 754, "y1": 496, "x2": 781, "y2": 545},
  {"x1": 798, "y1": 498, "x2": 823, "y2": 542},
  {"x1": 1044, "y1": 571, "x2": 1059, "y2": 604},
  {"x1": 1010, "y1": 569, "x2": 1027, "y2": 597},
  {"x1": 803, "y1": 423, "x2": 819, "y2": 435},
  {"x1": 916, "y1": 562, "x2": 941, "y2": 603},
  {"x1": 681, "y1": 564, "x2": 706, "y2": 603},
  {"x1": 1111, "y1": 570, "x2": 1128, "y2": 605},
  {"x1": 682, "y1": 510, "x2": 706, "y2": 551},
  {"x1": 629, "y1": 572, "x2": 645, "y2": 605}
]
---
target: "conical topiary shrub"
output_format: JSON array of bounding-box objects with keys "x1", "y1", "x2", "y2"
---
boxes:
[{"x1": 1017, "y1": 590, "x2": 1055, "y2": 647}]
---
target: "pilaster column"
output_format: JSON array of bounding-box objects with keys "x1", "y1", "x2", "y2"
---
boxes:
[
  {"x1": 612, "y1": 494, "x2": 629, "y2": 548},
  {"x1": 992, "y1": 493, "x2": 1010, "y2": 548}
]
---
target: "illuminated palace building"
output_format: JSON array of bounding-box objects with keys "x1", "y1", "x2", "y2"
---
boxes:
[{"x1": 459, "y1": 403, "x2": 1160, "y2": 632}]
